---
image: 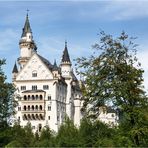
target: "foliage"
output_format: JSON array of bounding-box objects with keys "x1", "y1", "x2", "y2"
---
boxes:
[
  {"x1": 36, "y1": 125, "x2": 56, "y2": 147},
  {"x1": 55, "y1": 117, "x2": 79, "y2": 147},
  {"x1": 0, "y1": 59, "x2": 15, "y2": 128},
  {"x1": 76, "y1": 31, "x2": 148, "y2": 146},
  {"x1": 78, "y1": 118, "x2": 115, "y2": 147}
]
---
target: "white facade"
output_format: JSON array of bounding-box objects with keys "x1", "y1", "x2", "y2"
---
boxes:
[
  {"x1": 98, "y1": 106, "x2": 118, "y2": 127},
  {"x1": 12, "y1": 14, "x2": 83, "y2": 133}
]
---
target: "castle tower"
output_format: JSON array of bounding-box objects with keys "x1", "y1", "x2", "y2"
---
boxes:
[
  {"x1": 60, "y1": 41, "x2": 72, "y2": 78},
  {"x1": 18, "y1": 13, "x2": 37, "y2": 69},
  {"x1": 60, "y1": 41, "x2": 73, "y2": 119}
]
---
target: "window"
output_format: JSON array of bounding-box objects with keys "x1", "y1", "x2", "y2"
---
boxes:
[
  {"x1": 32, "y1": 105, "x2": 34, "y2": 110},
  {"x1": 111, "y1": 114, "x2": 114, "y2": 117},
  {"x1": 39, "y1": 105, "x2": 42, "y2": 110},
  {"x1": 40, "y1": 95, "x2": 43, "y2": 100},
  {"x1": 57, "y1": 116, "x2": 59, "y2": 121},
  {"x1": 24, "y1": 106, "x2": 26, "y2": 111},
  {"x1": 18, "y1": 107, "x2": 21, "y2": 111},
  {"x1": 48, "y1": 96, "x2": 51, "y2": 100},
  {"x1": 32, "y1": 95, "x2": 35, "y2": 100},
  {"x1": 43, "y1": 85, "x2": 49, "y2": 90},
  {"x1": 21, "y1": 86, "x2": 26, "y2": 90},
  {"x1": 48, "y1": 106, "x2": 51, "y2": 111},
  {"x1": 32, "y1": 71, "x2": 37, "y2": 77},
  {"x1": 48, "y1": 116, "x2": 50, "y2": 120},
  {"x1": 24, "y1": 95, "x2": 27, "y2": 100},
  {"x1": 39, "y1": 124, "x2": 42, "y2": 132},
  {"x1": 32, "y1": 85, "x2": 37, "y2": 90}
]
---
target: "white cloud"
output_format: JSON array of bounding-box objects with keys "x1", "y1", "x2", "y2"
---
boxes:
[{"x1": 104, "y1": 1, "x2": 148, "y2": 20}]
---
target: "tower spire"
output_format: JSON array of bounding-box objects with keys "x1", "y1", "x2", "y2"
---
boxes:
[
  {"x1": 61, "y1": 41, "x2": 71, "y2": 63},
  {"x1": 21, "y1": 11, "x2": 32, "y2": 37},
  {"x1": 18, "y1": 12, "x2": 37, "y2": 68},
  {"x1": 12, "y1": 62, "x2": 18, "y2": 73}
]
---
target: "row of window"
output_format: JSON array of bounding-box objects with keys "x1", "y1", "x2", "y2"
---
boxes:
[
  {"x1": 23, "y1": 105, "x2": 43, "y2": 111},
  {"x1": 23, "y1": 114, "x2": 44, "y2": 120},
  {"x1": 18, "y1": 105, "x2": 51, "y2": 111},
  {"x1": 23, "y1": 95, "x2": 51, "y2": 101},
  {"x1": 21, "y1": 85, "x2": 49, "y2": 91},
  {"x1": 24, "y1": 95, "x2": 43, "y2": 100}
]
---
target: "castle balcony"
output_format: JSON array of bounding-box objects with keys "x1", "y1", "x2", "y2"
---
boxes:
[
  {"x1": 21, "y1": 110, "x2": 45, "y2": 113},
  {"x1": 22, "y1": 113, "x2": 45, "y2": 121},
  {"x1": 21, "y1": 90, "x2": 46, "y2": 102}
]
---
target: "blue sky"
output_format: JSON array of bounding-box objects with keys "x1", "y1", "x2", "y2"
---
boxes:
[{"x1": 0, "y1": 0, "x2": 148, "y2": 91}]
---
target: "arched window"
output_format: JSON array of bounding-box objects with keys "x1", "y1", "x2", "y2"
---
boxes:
[
  {"x1": 32, "y1": 71, "x2": 37, "y2": 77},
  {"x1": 24, "y1": 114, "x2": 27, "y2": 120},
  {"x1": 40, "y1": 95, "x2": 43, "y2": 100},
  {"x1": 40, "y1": 114, "x2": 43, "y2": 120},
  {"x1": 28, "y1": 105, "x2": 30, "y2": 111},
  {"x1": 32, "y1": 105, "x2": 34, "y2": 110},
  {"x1": 35, "y1": 114, "x2": 38, "y2": 119},
  {"x1": 24, "y1": 106, "x2": 26, "y2": 111},
  {"x1": 36, "y1": 95, "x2": 38, "y2": 100},
  {"x1": 28, "y1": 95, "x2": 30, "y2": 100},
  {"x1": 24, "y1": 95, "x2": 27, "y2": 100},
  {"x1": 39, "y1": 105, "x2": 42, "y2": 110},
  {"x1": 35, "y1": 105, "x2": 38, "y2": 110},
  {"x1": 32, "y1": 95, "x2": 35, "y2": 100},
  {"x1": 28, "y1": 114, "x2": 31, "y2": 120},
  {"x1": 32, "y1": 114, "x2": 35, "y2": 120}
]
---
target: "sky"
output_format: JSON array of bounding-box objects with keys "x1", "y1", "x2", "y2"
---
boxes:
[{"x1": 0, "y1": 0, "x2": 148, "y2": 91}]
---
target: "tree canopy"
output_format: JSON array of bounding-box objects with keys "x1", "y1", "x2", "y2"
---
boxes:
[
  {"x1": 0, "y1": 59, "x2": 15, "y2": 128},
  {"x1": 76, "y1": 31, "x2": 148, "y2": 146}
]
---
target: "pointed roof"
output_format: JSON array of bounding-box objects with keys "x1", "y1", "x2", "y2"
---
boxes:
[
  {"x1": 61, "y1": 41, "x2": 71, "y2": 63},
  {"x1": 21, "y1": 13, "x2": 32, "y2": 37},
  {"x1": 12, "y1": 62, "x2": 18, "y2": 73},
  {"x1": 53, "y1": 60, "x2": 59, "y2": 71}
]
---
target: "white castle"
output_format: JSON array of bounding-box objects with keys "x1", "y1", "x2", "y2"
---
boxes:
[
  {"x1": 12, "y1": 14, "x2": 83, "y2": 132},
  {"x1": 12, "y1": 14, "x2": 118, "y2": 132}
]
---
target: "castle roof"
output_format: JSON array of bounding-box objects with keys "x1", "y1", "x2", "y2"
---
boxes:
[
  {"x1": 61, "y1": 41, "x2": 71, "y2": 63},
  {"x1": 21, "y1": 13, "x2": 32, "y2": 37},
  {"x1": 12, "y1": 62, "x2": 18, "y2": 73}
]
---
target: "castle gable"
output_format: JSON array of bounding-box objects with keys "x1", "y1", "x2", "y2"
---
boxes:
[{"x1": 16, "y1": 53, "x2": 54, "y2": 81}]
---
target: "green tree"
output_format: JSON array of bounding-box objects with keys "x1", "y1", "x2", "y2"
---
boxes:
[
  {"x1": 0, "y1": 59, "x2": 15, "y2": 128},
  {"x1": 56, "y1": 117, "x2": 79, "y2": 147},
  {"x1": 76, "y1": 31, "x2": 148, "y2": 146},
  {"x1": 36, "y1": 126, "x2": 55, "y2": 147},
  {"x1": 78, "y1": 118, "x2": 115, "y2": 147}
]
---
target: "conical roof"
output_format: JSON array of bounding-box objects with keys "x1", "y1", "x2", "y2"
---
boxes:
[
  {"x1": 12, "y1": 62, "x2": 18, "y2": 73},
  {"x1": 21, "y1": 13, "x2": 32, "y2": 37},
  {"x1": 61, "y1": 41, "x2": 71, "y2": 63}
]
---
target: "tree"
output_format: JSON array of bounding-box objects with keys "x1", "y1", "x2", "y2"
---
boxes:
[
  {"x1": 56, "y1": 117, "x2": 79, "y2": 147},
  {"x1": 0, "y1": 59, "x2": 15, "y2": 128},
  {"x1": 36, "y1": 126, "x2": 55, "y2": 147},
  {"x1": 76, "y1": 31, "x2": 148, "y2": 146},
  {"x1": 78, "y1": 118, "x2": 115, "y2": 147}
]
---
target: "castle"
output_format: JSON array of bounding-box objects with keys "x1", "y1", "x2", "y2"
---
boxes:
[
  {"x1": 12, "y1": 13, "x2": 83, "y2": 132},
  {"x1": 12, "y1": 14, "x2": 118, "y2": 132}
]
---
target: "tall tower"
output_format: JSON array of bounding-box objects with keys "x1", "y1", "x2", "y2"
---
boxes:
[
  {"x1": 60, "y1": 41, "x2": 72, "y2": 78},
  {"x1": 18, "y1": 13, "x2": 37, "y2": 69},
  {"x1": 60, "y1": 41, "x2": 73, "y2": 119}
]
